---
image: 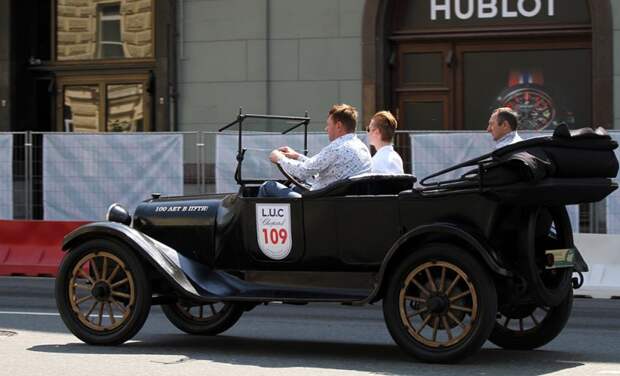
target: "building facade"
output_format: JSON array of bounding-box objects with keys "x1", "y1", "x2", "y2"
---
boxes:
[
  {"x1": 0, "y1": 0, "x2": 618, "y2": 133},
  {"x1": 175, "y1": 0, "x2": 619, "y2": 134}
]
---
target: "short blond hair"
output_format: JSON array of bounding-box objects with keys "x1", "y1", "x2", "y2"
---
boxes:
[
  {"x1": 328, "y1": 104, "x2": 358, "y2": 132},
  {"x1": 371, "y1": 111, "x2": 398, "y2": 142}
]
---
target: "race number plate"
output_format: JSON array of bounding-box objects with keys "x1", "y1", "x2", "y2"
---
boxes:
[{"x1": 256, "y1": 203, "x2": 292, "y2": 260}]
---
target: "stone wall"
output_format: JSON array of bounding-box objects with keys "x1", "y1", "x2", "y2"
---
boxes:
[{"x1": 177, "y1": 0, "x2": 365, "y2": 133}]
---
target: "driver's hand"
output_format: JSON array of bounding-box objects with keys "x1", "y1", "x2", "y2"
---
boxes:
[
  {"x1": 278, "y1": 146, "x2": 300, "y2": 160},
  {"x1": 269, "y1": 150, "x2": 284, "y2": 164}
]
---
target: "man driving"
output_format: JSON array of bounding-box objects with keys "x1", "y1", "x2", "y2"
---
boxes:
[{"x1": 259, "y1": 104, "x2": 371, "y2": 197}]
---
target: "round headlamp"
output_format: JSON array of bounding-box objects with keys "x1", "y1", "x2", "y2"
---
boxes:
[{"x1": 106, "y1": 203, "x2": 132, "y2": 225}]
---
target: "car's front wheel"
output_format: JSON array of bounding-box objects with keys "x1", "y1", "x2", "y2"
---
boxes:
[
  {"x1": 55, "y1": 238, "x2": 151, "y2": 345},
  {"x1": 382, "y1": 243, "x2": 497, "y2": 363},
  {"x1": 162, "y1": 300, "x2": 244, "y2": 335}
]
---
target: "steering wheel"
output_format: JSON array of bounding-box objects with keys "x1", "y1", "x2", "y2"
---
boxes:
[{"x1": 276, "y1": 163, "x2": 311, "y2": 192}]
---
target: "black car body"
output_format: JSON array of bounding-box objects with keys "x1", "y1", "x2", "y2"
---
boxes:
[{"x1": 55, "y1": 114, "x2": 618, "y2": 363}]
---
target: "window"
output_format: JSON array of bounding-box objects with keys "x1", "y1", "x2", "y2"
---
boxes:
[
  {"x1": 63, "y1": 85, "x2": 100, "y2": 132},
  {"x1": 59, "y1": 76, "x2": 149, "y2": 132},
  {"x1": 106, "y1": 84, "x2": 145, "y2": 132},
  {"x1": 463, "y1": 48, "x2": 592, "y2": 130},
  {"x1": 56, "y1": 0, "x2": 154, "y2": 61},
  {"x1": 98, "y1": 4, "x2": 124, "y2": 58}
]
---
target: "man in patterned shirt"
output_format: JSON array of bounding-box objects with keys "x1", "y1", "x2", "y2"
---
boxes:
[{"x1": 259, "y1": 104, "x2": 371, "y2": 197}]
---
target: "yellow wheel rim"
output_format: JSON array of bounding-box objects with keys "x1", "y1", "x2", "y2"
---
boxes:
[
  {"x1": 398, "y1": 261, "x2": 478, "y2": 348},
  {"x1": 68, "y1": 251, "x2": 135, "y2": 332}
]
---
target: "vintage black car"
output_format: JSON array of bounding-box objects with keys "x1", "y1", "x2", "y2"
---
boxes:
[{"x1": 55, "y1": 113, "x2": 618, "y2": 363}]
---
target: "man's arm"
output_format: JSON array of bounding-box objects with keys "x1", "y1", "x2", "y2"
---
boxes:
[{"x1": 272, "y1": 146, "x2": 334, "y2": 181}]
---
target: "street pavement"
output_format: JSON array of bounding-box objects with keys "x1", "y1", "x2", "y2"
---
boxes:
[{"x1": 1, "y1": 276, "x2": 619, "y2": 376}]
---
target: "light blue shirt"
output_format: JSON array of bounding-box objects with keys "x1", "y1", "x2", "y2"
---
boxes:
[
  {"x1": 371, "y1": 145, "x2": 404, "y2": 174},
  {"x1": 495, "y1": 131, "x2": 523, "y2": 149},
  {"x1": 278, "y1": 133, "x2": 371, "y2": 190}
]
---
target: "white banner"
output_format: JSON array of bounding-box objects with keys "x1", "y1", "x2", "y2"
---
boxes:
[
  {"x1": 43, "y1": 134, "x2": 183, "y2": 220},
  {"x1": 215, "y1": 132, "x2": 367, "y2": 193},
  {"x1": 606, "y1": 131, "x2": 620, "y2": 234},
  {"x1": 410, "y1": 132, "x2": 495, "y2": 181},
  {"x1": 0, "y1": 135, "x2": 13, "y2": 219}
]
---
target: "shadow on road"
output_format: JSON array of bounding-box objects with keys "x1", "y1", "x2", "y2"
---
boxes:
[{"x1": 27, "y1": 334, "x2": 588, "y2": 376}]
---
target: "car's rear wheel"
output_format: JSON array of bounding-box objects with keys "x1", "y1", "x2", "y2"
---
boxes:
[
  {"x1": 489, "y1": 289, "x2": 573, "y2": 350},
  {"x1": 519, "y1": 207, "x2": 573, "y2": 307},
  {"x1": 162, "y1": 300, "x2": 243, "y2": 335},
  {"x1": 382, "y1": 243, "x2": 497, "y2": 363},
  {"x1": 55, "y1": 238, "x2": 151, "y2": 345}
]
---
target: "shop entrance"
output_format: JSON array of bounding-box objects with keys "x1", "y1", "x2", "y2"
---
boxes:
[
  {"x1": 393, "y1": 37, "x2": 592, "y2": 131},
  {"x1": 360, "y1": 0, "x2": 613, "y2": 131}
]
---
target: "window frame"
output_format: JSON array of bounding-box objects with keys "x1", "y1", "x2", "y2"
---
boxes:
[
  {"x1": 52, "y1": 0, "x2": 156, "y2": 64},
  {"x1": 56, "y1": 74, "x2": 151, "y2": 132},
  {"x1": 97, "y1": 3, "x2": 124, "y2": 59}
]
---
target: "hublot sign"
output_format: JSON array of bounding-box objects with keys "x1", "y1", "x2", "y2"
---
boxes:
[
  {"x1": 396, "y1": 0, "x2": 589, "y2": 31},
  {"x1": 431, "y1": 0, "x2": 555, "y2": 21}
]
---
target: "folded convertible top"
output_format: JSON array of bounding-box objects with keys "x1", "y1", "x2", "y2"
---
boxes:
[{"x1": 419, "y1": 124, "x2": 619, "y2": 206}]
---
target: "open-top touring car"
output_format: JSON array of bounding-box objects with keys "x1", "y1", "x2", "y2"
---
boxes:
[{"x1": 55, "y1": 112, "x2": 618, "y2": 363}]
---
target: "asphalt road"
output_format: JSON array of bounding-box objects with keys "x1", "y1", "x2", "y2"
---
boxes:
[{"x1": 1, "y1": 276, "x2": 619, "y2": 376}]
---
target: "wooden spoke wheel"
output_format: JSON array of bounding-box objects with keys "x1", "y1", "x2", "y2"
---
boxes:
[
  {"x1": 399, "y1": 261, "x2": 478, "y2": 348},
  {"x1": 162, "y1": 300, "x2": 243, "y2": 335},
  {"x1": 489, "y1": 289, "x2": 573, "y2": 350},
  {"x1": 383, "y1": 243, "x2": 497, "y2": 363},
  {"x1": 68, "y1": 252, "x2": 135, "y2": 332},
  {"x1": 56, "y1": 239, "x2": 151, "y2": 345}
]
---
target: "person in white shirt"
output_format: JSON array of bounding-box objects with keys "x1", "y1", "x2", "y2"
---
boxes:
[
  {"x1": 367, "y1": 111, "x2": 404, "y2": 174},
  {"x1": 487, "y1": 107, "x2": 523, "y2": 149},
  {"x1": 259, "y1": 104, "x2": 371, "y2": 197}
]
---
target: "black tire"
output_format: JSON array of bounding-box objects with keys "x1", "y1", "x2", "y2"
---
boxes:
[
  {"x1": 383, "y1": 243, "x2": 498, "y2": 363},
  {"x1": 519, "y1": 207, "x2": 573, "y2": 307},
  {"x1": 489, "y1": 289, "x2": 573, "y2": 350},
  {"x1": 55, "y1": 238, "x2": 151, "y2": 345},
  {"x1": 162, "y1": 301, "x2": 243, "y2": 335}
]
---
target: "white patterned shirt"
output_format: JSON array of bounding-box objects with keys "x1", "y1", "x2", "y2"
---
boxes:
[
  {"x1": 277, "y1": 133, "x2": 371, "y2": 190},
  {"x1": 495, "y1": 131, "x2": 523, "y2": 149},
  {"x1": 371, "y1": 145, "x2": 404, "y2": 174}
]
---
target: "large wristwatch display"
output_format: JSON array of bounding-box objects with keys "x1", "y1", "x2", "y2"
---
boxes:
[{"x1": 496, "y1": 70, "x2": 557, "y2": 131}]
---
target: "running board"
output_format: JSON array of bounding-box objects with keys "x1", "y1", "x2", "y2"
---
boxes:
[{"x1": 176, "y1": 254, "x2": 372, "y2": 303}]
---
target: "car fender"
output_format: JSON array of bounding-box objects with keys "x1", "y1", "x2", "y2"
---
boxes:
[
  {"x1": 362, "y1": 222, "x2": 511, "y2": 304},
  {"x1": 63, "y1": 221, "x2": 205, "y2": 299}
]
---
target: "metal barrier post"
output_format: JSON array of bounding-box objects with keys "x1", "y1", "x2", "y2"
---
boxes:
[
  {"x1": 24, "y1": 131, "x2": 32, "y2": 220},
  {"x1": 197, "y1": 132, "x2": 205, "y2": 194}
]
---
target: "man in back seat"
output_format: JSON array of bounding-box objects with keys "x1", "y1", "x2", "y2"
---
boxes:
[
  {"x1": 487, "y1": 107, "x2": 523, "y2": 149},
  {"x1": 258, "y1": 104, "x2": 371, "y2": 197}
]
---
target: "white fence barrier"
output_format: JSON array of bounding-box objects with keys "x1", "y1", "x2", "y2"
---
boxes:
[
  {"x1": 43, "y1": 134, "x2": 184, "y2": 220},
  {"x1": 0, "y1": 135, "x2": 12, "y2": 219},
  {"x1": 574, "y1": 233, "x2": 620, "y2": 299},
  {"x1": 408, "y1": 131, "x2": 579, "y2": 231},
  {"x1": 606, "y1": 132, "x2": 620, "y2": 234}
]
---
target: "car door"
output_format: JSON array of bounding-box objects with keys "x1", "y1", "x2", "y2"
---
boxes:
[{"x1": 303, "y1": 195, "x2": 401, "y2": 268}]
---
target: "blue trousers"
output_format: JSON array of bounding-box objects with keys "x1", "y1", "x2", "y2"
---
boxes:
[{"x1": 258, "y1": 181, "x2": 302, "y2": 198}]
